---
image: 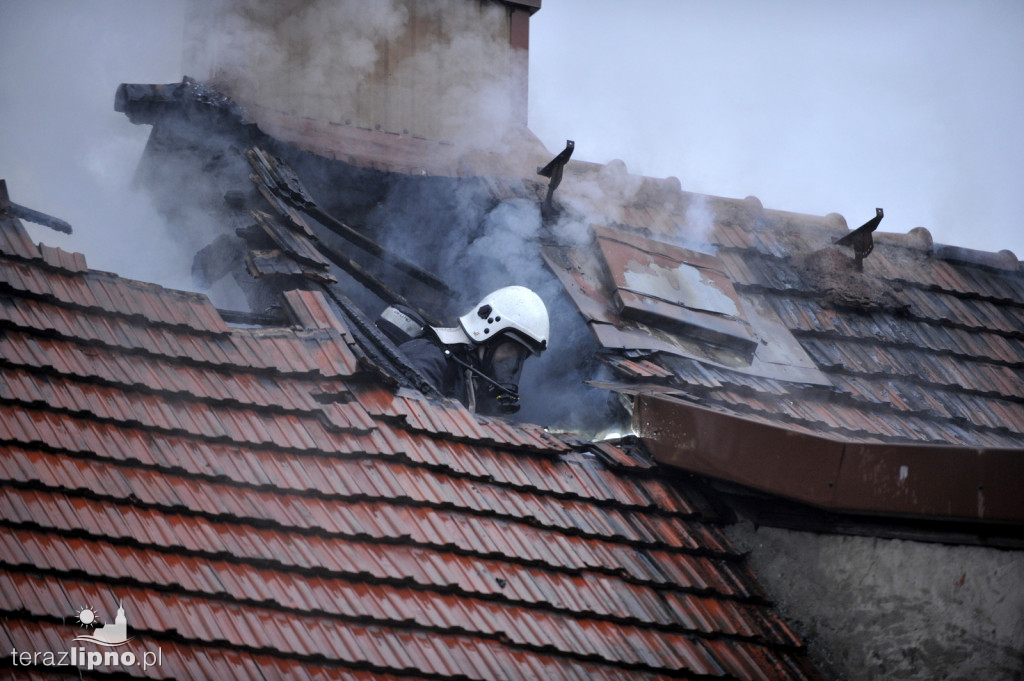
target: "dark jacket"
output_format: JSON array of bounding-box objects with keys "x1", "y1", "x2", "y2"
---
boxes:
[{"x1": 398, "y1": 336, "x2": 469, "y2": 402}]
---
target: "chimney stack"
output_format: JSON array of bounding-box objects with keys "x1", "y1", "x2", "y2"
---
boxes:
[{"x1": 183, "y1": 0, "x2": 540, "y2": 148}]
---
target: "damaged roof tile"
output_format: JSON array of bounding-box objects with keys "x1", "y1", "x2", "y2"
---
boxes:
[
  {"x1": 0, "y1": 212, "x2": 824, "y2": 680},
  {"x1": 545, "y1": 172, "x2": 1022, "y2": 521}
]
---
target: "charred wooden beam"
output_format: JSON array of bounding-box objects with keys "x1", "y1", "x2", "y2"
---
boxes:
[
  {"x1": 245, "y1": 249, "x2": 338, "y2": 284},
  {"x1": 319, "y1": 285, "x2": 444, "y2": 398},
  {"x1": 250, "y1": 210, "x2": 331, "y2": 269},
  {"x1": 245, "y1": 147, "x2": 453, "y2": 295},
  {"x1": 238, "y1": 205, "x2": 440, "y2": 325},
  {"x1": 311, "y1": 237, "x2": 441, "y2": 326},
  {"x1": 115, "y1": 78, "x2": 248, "y2": 129}
]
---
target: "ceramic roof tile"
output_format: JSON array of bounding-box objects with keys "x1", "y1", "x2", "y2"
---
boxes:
[
  {"x1": 0, "y1": 215, "x2": 43, "y2": 260},
  {"x1": 0, "y1": 254, "x2": 227, "y2": 334},
  {"x1": 0, "y1": 293, "x2": 359, "y2": 377},
  {"x1": 38, "y1": 243, "x2": 85, "y2": 273},
  {"x1": 604, "y1": 234, "x2": 1024, "y2": 451},
  {"x1": 282, "y1": 289, "x2": 349, "y2": 332},
  {"x1": 0, "y1": 327, "x2": 345, "y2": 411},
  {"x1": 0, "y1": 219, "x2": 821, "y2": 681}
]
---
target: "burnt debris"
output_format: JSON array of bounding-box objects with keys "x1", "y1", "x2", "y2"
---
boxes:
[
  {"x1": 115, "y1": 77, "x2": 248, "y2": 129},
  {"x1": 246, "y1": 147, "x2": 453, "y2": 301},
  {"x1": 241, "y1": 147, "x2": 450, "y2": 325}
]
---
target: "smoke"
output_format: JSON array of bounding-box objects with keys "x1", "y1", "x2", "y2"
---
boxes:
[
  {"x1": 186, "y1": 0, "x2": 526, "y2": 151},
  {"x1": 529, "y1": 0, "x2": 1024, "y2": 259},
  {"x1": 385, "y1": 0, "x2": 525, "y2": 148},
  {"x1": 358, "y1": 174, "x2": 622, "y2": 434},
  {"x1": 681, "y1": 193, "x2": 716, "y2": 252},
  {"x1": 556, "y1": 159, "x2": 644, "y2": 228},
  {"x1": 0, "y1": 0, "x2": 192, "y2": 289},
  {"x1": 0, "y1": 0, "x2": 627, "y2": 434},
  {"x1": 186, "y1": 0, "x2": 409, "y2": 114}
]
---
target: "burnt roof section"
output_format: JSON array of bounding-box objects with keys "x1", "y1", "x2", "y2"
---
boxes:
[
  {"x1": 0, "y1": 208, "x2": 824, "y2": 679},
  {"x1": 112, "y1": 73, "x2": 1024, "y2": 524},
  {"x1": 646, "y1": 194, "x2": 1022, "y2": 448},
  {"x1": 542, "y1": 160, "x2": 1024, "y2": 523}
]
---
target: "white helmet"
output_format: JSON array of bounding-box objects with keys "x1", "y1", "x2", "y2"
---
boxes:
[{"x1": 457, "y1": 286, "x2": 549, "y2": 354}]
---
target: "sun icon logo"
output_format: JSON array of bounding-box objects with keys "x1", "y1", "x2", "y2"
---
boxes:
[{"x1": 76, "y1": 606, "x2": 100, "y2": 629}]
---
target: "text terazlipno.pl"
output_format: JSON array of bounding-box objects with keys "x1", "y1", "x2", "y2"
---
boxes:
[{"x1": 9, "y1": 647, "x2": 163, "y2": 670}]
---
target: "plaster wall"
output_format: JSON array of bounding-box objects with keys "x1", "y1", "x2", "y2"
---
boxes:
[
  {"x1": 726, "y1": 522, "x2": 1024, "y2": 680},
  {"x1": 183, "y1": 0, "x2": 526, "y2": 147}
]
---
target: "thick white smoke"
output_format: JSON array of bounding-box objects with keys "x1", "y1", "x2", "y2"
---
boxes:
[
  {"x1": 186, "y1": 0, "x2": 409, "y2": 114},
  {"x1": 186, "y1": 0, "x2": 526, "y2": 151},
  {"x1": 0, "y1": 1, "x2": 192, "y2": 289}
]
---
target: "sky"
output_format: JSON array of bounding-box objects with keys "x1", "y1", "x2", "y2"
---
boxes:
[
  {"x1": 529, "y1": 0, "x2": 1024, "y2": 258},
  {"x1": 1, "y1": 0, "x2": 1022, "y2": 286},
  {"x1": 0, "y1": 0, "x2": 191, "y2": 286}
]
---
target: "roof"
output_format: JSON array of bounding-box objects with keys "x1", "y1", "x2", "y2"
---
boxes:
[
  {"x1": 0, "y1": 211, "x2": 822, "y2": 680},
  {"x1": 111, "y1": 72, "x2": 1024, "y2": 526},
  {"x1": 545, "y1": 165, "x2": 1024, "y2": 523}
]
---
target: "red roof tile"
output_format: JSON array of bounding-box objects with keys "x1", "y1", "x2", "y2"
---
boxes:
[
  {"x1": 544, "y1": 178, "x2": 1024, "y2": 520},
  {"x1": 38, "y1": 243, "x2": 87, "y2": 272},
  {"x1": 558, "y1": 188, "x2": 1024, "y2": 451},
  {"x1": 0, "y1": 217, "x2": 42, "y2": 260},
  {"x1": 0, "y1": 213, "x2": 821, "y2": 680}
]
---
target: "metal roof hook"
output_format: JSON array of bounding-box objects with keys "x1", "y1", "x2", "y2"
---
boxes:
[
  {"x1": 537, "y1": 140, "x2": 574, "y2": 217},
  {"x1": 834, "y1": 207, "x2": 883, "y2": 271}
]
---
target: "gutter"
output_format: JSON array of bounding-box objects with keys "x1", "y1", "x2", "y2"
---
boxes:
[{"x1": 634, "y1": 393, "x2": 1024, "y2": 524}]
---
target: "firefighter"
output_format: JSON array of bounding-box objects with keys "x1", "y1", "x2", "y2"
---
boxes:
[{"x1": 377, "y1": 286, "x2": 549, "y2": 415}]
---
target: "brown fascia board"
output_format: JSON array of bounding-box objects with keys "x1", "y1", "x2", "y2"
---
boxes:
[{"x1": 634, "y1": 393, "x2": 1024, "y2": 525}]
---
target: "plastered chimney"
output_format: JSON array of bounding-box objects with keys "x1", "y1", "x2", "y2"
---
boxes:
[{"x1": 183, "y1": 0, "x2": 539, "y2": 148}]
